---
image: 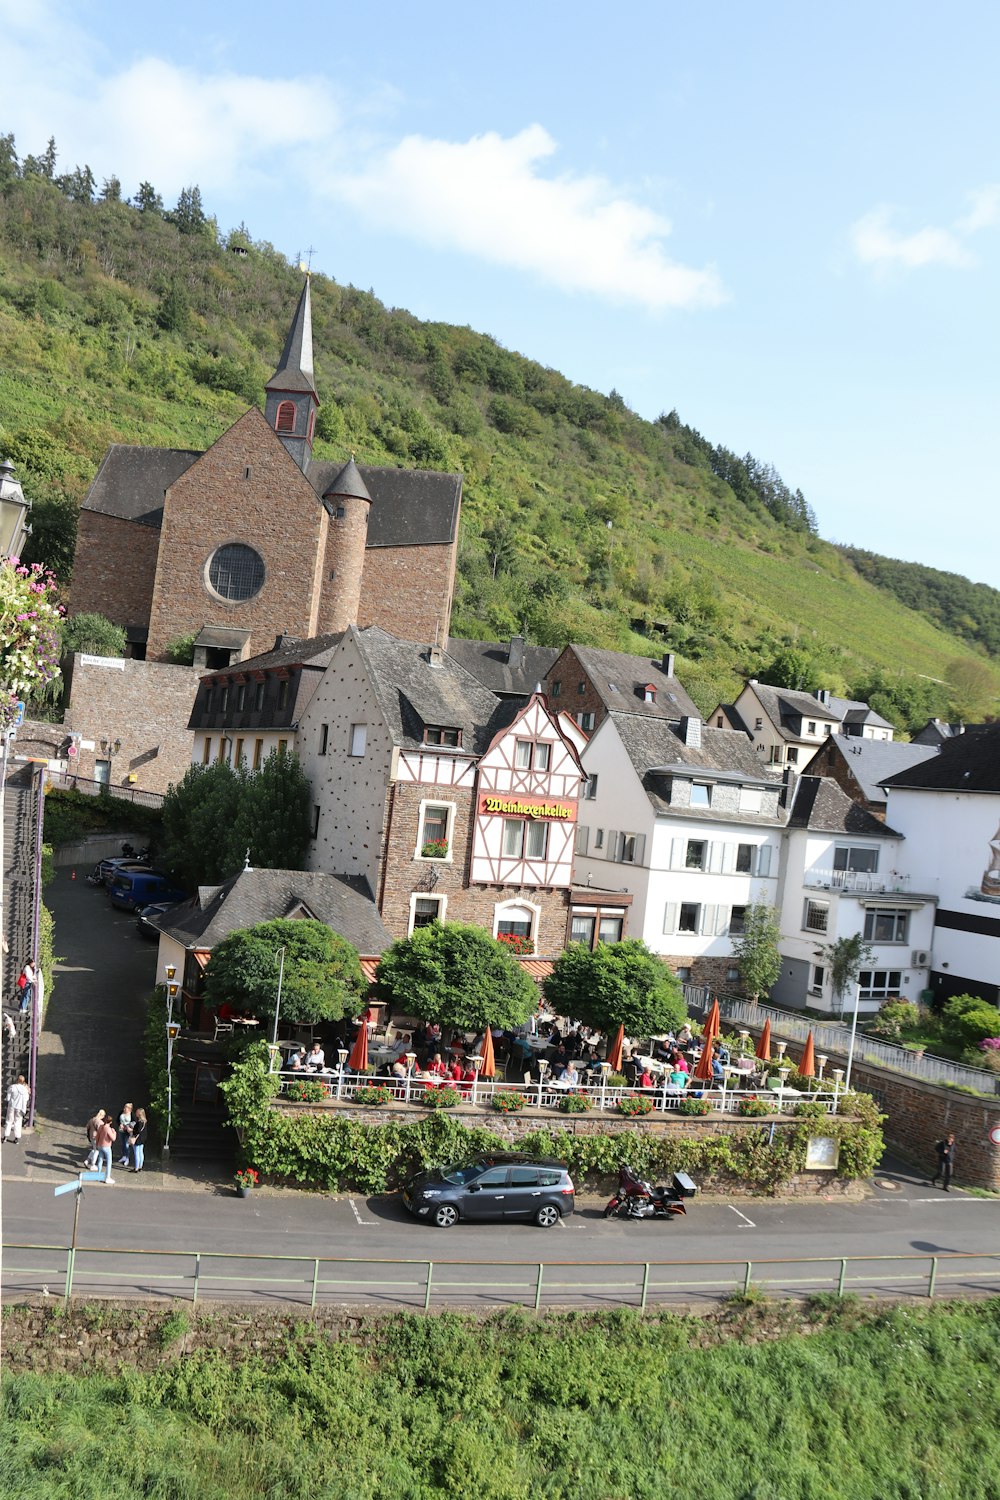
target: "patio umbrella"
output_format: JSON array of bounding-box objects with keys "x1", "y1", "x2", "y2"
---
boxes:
[
  {"x1": 798, "y1": 1030, "x2": 816, "y2": 1078},
  {"x1": 347, "y1": 1020, "x2": 369, "y2": 1073},
  {"x1": 702, "y1": 998, "x2": 721, "y2": 1045},
  {"x1": 480, "y1": 1027, "x2": 497, "y2": 1079},
  {"x1": 693, "y1": 1037, "x2": 715, "y2": 1083},
  {"x1": 755, "y1": 1019, "x2": 772, "y2": 1063},
  {"x1": 606, "y1": 1024, "x2": 625, "y2": 1073}
]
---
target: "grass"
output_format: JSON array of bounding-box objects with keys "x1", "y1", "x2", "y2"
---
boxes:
[{"x1": 4, "y1": 1300, "x2": 1000, "y2": 1497}]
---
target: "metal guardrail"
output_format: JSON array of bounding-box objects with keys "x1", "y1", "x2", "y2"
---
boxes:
[
  {"x1": 5, "y1": 1242, "x2": 1000, "y2": 1309},
  {"x1": 274, "y1": 1068, "x2": 843, "y2": 1117},
  {"x1": 688, "y1": 990, "x2": 1000, "y2": 1097},
  {"x1": 43, "y1": 770, "x2": 164, "y2": 808}
]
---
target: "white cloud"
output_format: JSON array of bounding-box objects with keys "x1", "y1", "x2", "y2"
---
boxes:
[
  {"x1": 330, "y1": 125, "x2": 725, "y2": 312},
  {"x1": 850, "y1": 186, "x2": 1000, "y2": 271}
]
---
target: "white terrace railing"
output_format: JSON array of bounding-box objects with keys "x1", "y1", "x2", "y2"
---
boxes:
[
  {"x1": 802, "y1": 868, "x2": 938, "y2": 896},
  {"x1": 272, "y1": 1068, "x2": 844, "y2": 1118}
]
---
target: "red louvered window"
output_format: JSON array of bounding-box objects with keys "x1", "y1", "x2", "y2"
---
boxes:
[{"x1": 276, "y1": 401, "x2": 296, "y2": 433}]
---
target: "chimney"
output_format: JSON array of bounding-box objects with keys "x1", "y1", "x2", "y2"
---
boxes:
[
  {"x1": 814, "y1": 688, "x2": 831, "y2": 706},
  {"x1": 662, "y1": 652, "x2": 675, "y2": 677},
  {"x1": 508, "y1": 635, "x2": 526, "y2": 671},
  {"x1": 781, "y1": 765, "x2": 799, "y2": 807},
  {"x1": 680, "y1": 715, "x2": 702, "y2": 748},
  {"x1": 428, "y1": 645, "x2": 444, "y2": 668}
]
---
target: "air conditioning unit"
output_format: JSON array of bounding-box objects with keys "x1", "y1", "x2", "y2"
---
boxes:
[{"x1": 911, "y1": 949, "x2": 929, "y2": 967}]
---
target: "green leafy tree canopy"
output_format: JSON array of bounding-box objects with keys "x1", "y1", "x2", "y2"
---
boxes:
[
  {"x1": 204, "y1": 918, "x2": 365, "y2": 1026},
  {"x1": 544, "y1": 939, "x2": 686, "y2": 1037},
  {"x1": 375, "y1": 922, "x2": 537, "y2": 1032},
  {"x1": 823, "y1": 933, "x2": 874, "y2": 1012},
  {"x1": 733, "y1": 902, "x2": 783, "y2": 1004}
]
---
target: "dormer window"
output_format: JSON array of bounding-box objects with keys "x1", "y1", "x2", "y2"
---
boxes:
[
  {"x1": 643, "y1": 684, "x2": 656, "y2": 704},
  {"x1": 275, "y1": 401, "x2": 296, "y2": 433},
  {"x1": 424, "y1": 726, "x2": 461, "y2": 747}
]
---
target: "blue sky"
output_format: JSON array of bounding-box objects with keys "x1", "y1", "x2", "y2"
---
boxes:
[{"x1": 4, "y1": 0, "x2": 998, "y2": 584}]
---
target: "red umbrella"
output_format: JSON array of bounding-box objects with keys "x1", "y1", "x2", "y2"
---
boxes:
[
  {"x1": 755, "y1": 1019, "x2": 772, "y2": 1063},
  {"x1": 693, "y1": 1039, "x2": 715, "y2": 1083},
  {"x1": 799, "y1": 1030, "x2": 816, "y2": 1078},
  {"x1": 347, "y1": 1021, "x2": 369, "y2": 1072},
  {"x1": 702, "y1": 998, "x2": 721, "y2": 1045},
  {"x1": 606, "y1": 1024, "x2": 625, "y2": 1073},
  {"x1": 479, "y1": 1027, "x2": 497, "y2": 1079}
]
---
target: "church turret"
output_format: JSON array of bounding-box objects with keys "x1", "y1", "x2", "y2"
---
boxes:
[
  {"x1": 264, "y1": 276, "x2": 319, "y2": 471},
  {"x1": 318, "y1": 457, "x2": 372, "y2": 633}
]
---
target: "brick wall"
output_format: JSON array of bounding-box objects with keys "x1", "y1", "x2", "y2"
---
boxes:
[
  {"x1": 544, "y1": 645, "x2": 606, "y2": 731},
  {"x1": 378, "y1": 778, "x2": 572, "y2": 948},
  {"x1": 63, "y1": 655, "x2": 202, "y2": 794},
  {"x1": 358, "y1": 541, "x2": 458, "y2": 646},
  {"x1": 848, "y1": 1057, "x2": 1000, "y2": 1190},
  {"x1": 145, "y1": 409, "x2": 327, "y2": 661},
  {"x1": 69, "y1": 512, "x2": 160, "y2": 630},
  {"x1": 804, "y1": 739, "x2": 884, "y2": 820},
  {"x1": 317, "y1": 496, "x2": 369, "y2": 634}
]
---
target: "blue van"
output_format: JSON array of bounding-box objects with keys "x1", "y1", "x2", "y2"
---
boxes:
[{"x1": 110, "y1": 871, "x2": 185, "y2": 911}]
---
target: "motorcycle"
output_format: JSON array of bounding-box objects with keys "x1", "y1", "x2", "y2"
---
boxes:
[
  {"x1": 120, "y1": 842, "x2": 151, "y2": 861},
  {"x1": 604, "y1": 1165, "x2": 697, "y2": 1221}
]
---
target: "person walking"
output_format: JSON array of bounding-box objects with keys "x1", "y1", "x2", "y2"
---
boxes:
[
  {"x1": 95, "y1": 1112, "x2": 117, "y2": 1184},
  {"x1": 16, "y1": 961, "x2": 35, "y2": 1013},
  {"x1": 3, "y1": 1073, "x2": 30, "y2": 1142},
  {"x1": 129, "y1": 1108, "x2": 148, "y2": 1172},
  {"x1": 931, "y1": 1133, "x2": 956, "y2": 1192},
  {"x1": 84, "y1": 1108, "x2": 106, "y2": 1169}
]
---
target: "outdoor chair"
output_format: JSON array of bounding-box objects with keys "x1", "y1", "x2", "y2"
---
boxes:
[{"x1": 213, "y1": 1019, "x2": 234, "y2": 1042}]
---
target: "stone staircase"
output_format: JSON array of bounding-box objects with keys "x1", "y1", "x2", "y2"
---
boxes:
[{"x1": 167, "y1": 1037, "x2": 234, "y2": 1166}]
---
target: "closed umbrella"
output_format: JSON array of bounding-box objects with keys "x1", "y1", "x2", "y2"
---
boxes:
[
  {"x1": 798, "y1": 1030, "x2": 816, "y2": 1079},
  {"x1": 702, "y1": 998, "x2": 721, "y2": 1045},
  {"x1": 606, "y1": 1024, "x2": 625, "y2": 1074},
  {"x1": 480, "y1": 1027, "x2": 497, "y2": 1079},
  {"x1": 755, "y1": 1019, "x2": 772, "y2": 1063},
  {"x1": 347, "y1": 1020, "x2": 369, "y2": 1073},
  {"x1": 693, "y1": 1037, "x2": 715, "y2": 1082}
]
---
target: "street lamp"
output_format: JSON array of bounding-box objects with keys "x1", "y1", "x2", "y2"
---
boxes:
[
  {"x1": 336, "y1": 1046, "x2": 349, "y2": 1100},
  {"x1": 164, "y1": 1020, "x2": 181, "y2": 1155},
  {"x1": 404, "y1": 1050, "x2": 417, "y2": 1103},
  {"x1": 269, "y1": 946, "x2": 287, "y2": 1051},
  {"x1": 0, "y1": 458, "x2": 31, "y2": 560},
  {"x1": 845, "y1": 980, "x2": 863, "y2": 1091}
]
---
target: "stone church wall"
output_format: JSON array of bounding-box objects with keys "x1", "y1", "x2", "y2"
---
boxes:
[
  {"x1": 357, "y1": 542, "x2": 458, "y2": 647},
  {"x1": 63, "y1": 655, "x2": 202, "y2": 795},
  {"x1": 69, "y1": 512, "x2": 160, "y2": 632}
]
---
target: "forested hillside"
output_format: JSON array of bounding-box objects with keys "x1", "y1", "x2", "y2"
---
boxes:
[{"x1": 1, "y1": 132, "x2": 997, "y2": 729}]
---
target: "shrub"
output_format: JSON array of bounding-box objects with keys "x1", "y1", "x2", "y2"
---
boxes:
[
  {"x1": 868, "y1": 999, "x2": 922, "y2": 1041},
  {"x1": 942, "y1": 994, "x2": 1000, "y2": 1050},
  {"x1": 738, "y1": 1099, "x2": 773, "y2": 1118},
  {"x1": 422, "y1": 1087, "x2": 462, "y2": 1110},
  {"x1": 558, "y1": 1091, "x2": 593, "y2": 1114},
  {"x1": 352, "y1": 1085, "x2": 393, "y2": 1107},
  {"x1": 492, "y1": 1091, "x2": 526, "y2": 1113},
  {"x1": 618, "y1": 1094, "x2": 654, "y2": 1117},
  {"x1": 794, "y1": 1100, "x2": 830, "y2": 1120},
  {"x1": 678, "y1": 1098, "x2": 711, "y2": 1117},
  {"x1": 284, "y1": 1079, "x2": 331, "y2": 1103}
]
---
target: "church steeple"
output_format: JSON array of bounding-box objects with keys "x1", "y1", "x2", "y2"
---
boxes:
[{"x1": 264, "y1": 276, "x2": 319, "y2": 471}]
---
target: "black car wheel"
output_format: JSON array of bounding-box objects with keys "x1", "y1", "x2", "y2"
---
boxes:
[
  {"x1": 433, "y1": 1203, "x2": 459, "y2": 1228},
  {"x1": 535, "y1": 1204, "x2": 561, "y2": 1228}
]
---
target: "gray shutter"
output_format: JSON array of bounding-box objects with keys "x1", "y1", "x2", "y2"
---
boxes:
[
  {"x1": 575, "y1": 825, "x2": 589, "y2": 856},
  {"x1": 757, "y1": 844, "x2": 772, "y2": 877},
  {"x1": 633, "y1": 833, "x2": 646, "y2": 866},
  {"x1": 708, "y1": 841, "x2": 724, "y2": 873},
  {"x1": 721, "y1": 842, "x2": 736, "y2": 873},
  {"x1": 663, "y1": 902, "x2": 678, "y2": 935},
  {"x1": 716, "y1": 906, "x2": 730, "y2": 936},
  {"x1": 670, "y1": 838, "x2": 685, "y2": 870},
  {"x1": 700, "y1": 904, "x2": 717, "y2": 936},
  {"x1": 607, "y1": 831, "x2": 619, "y2": 862}
]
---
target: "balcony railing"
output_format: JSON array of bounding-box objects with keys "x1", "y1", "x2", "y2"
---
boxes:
[{"x1": 804, "y1": 868, "x2": 915, "y2": 894}]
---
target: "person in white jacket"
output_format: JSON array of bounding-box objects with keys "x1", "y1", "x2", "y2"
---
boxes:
[{"x1": 4, "y1": 1073, "x2": 30, "y2": 1142}]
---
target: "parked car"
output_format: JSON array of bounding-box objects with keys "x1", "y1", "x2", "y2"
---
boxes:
[
  {"x1": 135, "y1": 901, "x2": 176, "y2": 939},
  {"x1": 402, "y1": 1155, "x2": 575, "y2": 1228},
  {"x1": 97, "y1": 856, "x2": 150, "y2": 887},
  {"x1": 110, "y1": 871, "x2": 185, "y2": 911}
]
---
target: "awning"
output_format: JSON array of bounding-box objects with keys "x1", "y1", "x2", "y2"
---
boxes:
[
  {"x1": 193, "y1": 625, "x2": 252, "y2": 650},
  {"x1": 518, "y1": 958, "x2": 554, "y2": 983}
]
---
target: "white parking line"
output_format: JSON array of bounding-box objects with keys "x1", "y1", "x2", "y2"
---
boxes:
[
  {"x1": 728, "y1": 1205, "x2": 756, "y2": 1228},
  {"x1": 348, "y1": 1197, "x2": 376, "y2": 1226}
]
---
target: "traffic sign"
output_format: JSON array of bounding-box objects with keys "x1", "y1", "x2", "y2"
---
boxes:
[
  {"x1": 990, "y1": 1125, "x2": 1000, "y2": 1146},
  {"x1": 53, "y1": 1181, "x2": 80, "y2": 1197}
]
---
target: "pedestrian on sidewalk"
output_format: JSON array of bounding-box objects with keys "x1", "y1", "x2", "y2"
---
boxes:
[
  {"x1": 16, "y1": 961, "x2": 35, "y2": 1013},
  {"x1": 117, "y1": 1101, "x2": 135, "y2": 1165},
  {"x1": 95, "y1": 1112, "x2": 117, "y2": 1183},
  {"x1": 129, "y1": 1108, "x2": 147, "y2": 1172},
  {"x1": 4, "y1": 1073, "x2": 30, "y2": 1142},
  {"x1": 84, "y1": 1108, "x2": 106, "y2": 1169},
  {"x1": 931, "y1": 1133, "x2": 956, "y2": 1191}
]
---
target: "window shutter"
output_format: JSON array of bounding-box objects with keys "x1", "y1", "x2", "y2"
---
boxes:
[
  {"x1": 633, "y1": 833, "x2": 646, "y2": 866},
  {"x1": 708, "y1": 841, "x2": 723, "y2": 873},
  {"x1": 663, "y1": 902, "x2": 678, "y2": 935},
  {"x1": 670, "y1": 838, "x2": 685, "y2": 870},
  {"x1": 607, "y1": 830, "x2": 619, "y2": 862},
  {"x1": 716, "y1": 906, "x2": 730, "y2": 935},
  {"x1": 757, "y1": 845, "x2": 772, "y2": 877},
  {"x1": 701, "y1": 904, "x2": 717, "y2": 936},
  {"x1": 575, "y1": 825, "x2": 589, "y2": 856},
  {"x1": 721, "y1": 842, "x2": 736, "y2": 873}
]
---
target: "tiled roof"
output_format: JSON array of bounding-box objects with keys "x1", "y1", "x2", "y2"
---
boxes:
[
  {"x1": 152, "y1": 868, "x2": 390, "y2": 953},
  {"x1": 748, "y1": 682, "x2": 893, "y2": 737},
  {"x1": 880, "y1": 723, "x2": 1000, "y2": 794},
  {"x1": 265, "y1": 277, "x2": 316, "y2": 396},
  {"x1": 802, "y1": 737, "x2": 939, "y2": 802},
  {"x1": 446, "y1": 638, "x2": 560, "y2": 697},
  {"x1": 214, "y1": 631, "x2": 345, "y2": 678},
  {"x1": 353, "y1": 626, "x2": 506, "y2": 754},
  {"x1": 608, "y1": 712, "x2": 783, "y2": 821},
  {"x1": 788, "y1": 776, "x2": 902, "y2": 836},
  {"x1": 562, "y1": 645, "x2": 700, "y2": 720}
]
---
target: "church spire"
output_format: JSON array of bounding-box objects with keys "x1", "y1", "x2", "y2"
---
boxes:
[{"x1": 264, "y1": 275, "x2": 319, "y2": 471}]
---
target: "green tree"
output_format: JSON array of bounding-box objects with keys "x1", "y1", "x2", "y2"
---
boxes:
[
  {"x1": 823, "y1": 933, "x2": 874, "y2": 1016},
  {"x1": 940, "y1": 994, "x2": 999, "y2": 1051},
  {"x1": 733, "y1": 902, "x2": 783, "y2": 1005},
  {"x1": 246, "y1": 748, "x2": 312, "y2": 870},
  {"x1": 375, "y1": 922, "x2": 537, "y2": 1032},
  {"x1": 543, "y1": 939, "x2": 686, "y2": 1036},
  {"x1": 157, "y1": 281, "x2": 190, "y2": 333},
  {"x1": 167, "y1": 185, "x2": 208, "y2": 235},
  {"x1": 133, "y1": 181, "x2": 163, "y2": 213},
  {"x1": 947, "y1": 657, "x2": 999, "y2": 722},
  {"x1": 20, "y1": 489, "x2": 78, "y2": 582},
  {"x1": 61, "y1": 612, "x2": 126, "y2": 658},
  {"x1": 762, "y1": 646, "x2": 824, "y2": 692},
  {"x1": 204, "y1": 918, "x2": 365, "y2": 1026}
]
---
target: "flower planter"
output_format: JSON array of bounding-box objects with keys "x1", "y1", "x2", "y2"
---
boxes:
[{"x1": 237, "y1": 1185, "x2": 251, "y2": 1199}]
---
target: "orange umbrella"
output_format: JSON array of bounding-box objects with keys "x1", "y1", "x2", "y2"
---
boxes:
[
  {"x1": 798, "y1": 1030, "x2": 816, "y2": 1078},
  {"x1": 347, "y1": 1020, "x2": 369, "y2": 1072},
  {"x1": 702, "y1": 998, "x2": 721, "y2": 1045},
  {"x1": 693, "y1": 1038, "x2": 715, "y2": 1082},
  {"x1": 606, "y1": 1024, "x2": 625, "y2": 1073},
  {"x1": 755, "y1": 1019, "x2": 772, "y2": 1063},
  {"x1": 479, "y1": 1027, "x2": 497, "y2": 1079}
]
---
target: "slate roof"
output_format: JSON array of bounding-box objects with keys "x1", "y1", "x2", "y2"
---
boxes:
[
  {"x1": 218, "y1": 631, "x2": 345, "y2": 678},
  {"x1": 152, "y1": 867, "x2": 390, "y2": 953},
  {"x1": 265, "y1": 277, "x2": 317, "y2": 396},
  {"x1": 911, "y1": 718, "x2": 992, "y2": 745},
  {"x1": 82, "y1": 448, "x2": 461, "y2": 550},
  {"x1": 445, "y1": 638, "x2": 561, "y2": 698},
  {"x1": 607, "y1": 712, "x2": 783, "y2": 822},
  {"x1": 749, "y1": 682, "x2": 893, "y2": 737},
  {"x1": 562, "y1": 646, "x2": 700, "y2": 720},
  {"x1": 802, "y1": 736, "x2": 939, "y2": 803},
  {"x1": 323, "y1": 457, "x2": 372, "y2": 503},
  {"x1": 880, "y1": 723, "x2": 1000, "y2": 794},
  {"x1": 787, "y1": 776, "x2": 902, "y2": 837},
  {"x1": 715, "y1": 703, "x2": 753, "y2": 737},
  {"x1": 352, "y1": 626, "x2": 509, "y2": 754}
]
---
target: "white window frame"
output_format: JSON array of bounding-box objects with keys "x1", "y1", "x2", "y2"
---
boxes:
[
  {"x1": 810, "y1": 964, "x2": 825, "y2": 995},
  {"x1": 576, "y1": 711, "x2": 595, "y2": 731},
  {"x1": 408, "y1": 892, "x2": 448, "y2": 934},
  {"x1": 349, "y1": 723, "x2": 367, "y2": 756},
  {"x1": 803, "y1": 899, "x2": 829, "y2": 934},
  {"x1": 863, "y1": 908, "x2": 910, "y2": 944},
  {"x1": 493, "y1": 898, "x2": 541, "y2": 943},
  {"x1": 689, "y1": 784, "x2": 711, "y2": 807},
  {"x1": 414, "y1": 799, "x2": 456, "y2": 862},
  {"x1": 858, "y1": 969, "x2": 903, "y2": 1001}
]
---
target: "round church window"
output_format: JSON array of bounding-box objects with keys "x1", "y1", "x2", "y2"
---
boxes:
[{"x1": 207, "y1": 543, "x2": 265, "y2": 602}]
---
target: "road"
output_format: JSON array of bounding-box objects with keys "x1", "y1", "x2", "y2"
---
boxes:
[{"x1": 4, "y1": 1160, "x2": 1000, "y2": 1309}]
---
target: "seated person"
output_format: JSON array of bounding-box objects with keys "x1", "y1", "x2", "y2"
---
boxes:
[
  {"x1": 711, "y1": 1052, "x2": 725, "y2": 1083},
  {"x1": 287, "y1": 1047, "x2": 307, "y2": 1072},
  {"x1": 669, "y1": 1067, "x2": 689, "y2": 1092},
  {"x1": 305, "y1": 1042, "x2": 326, "y2": 1072},
  {"x1": 558, "y1": 1063, "x2": 580, "y2": 1087},
  {"x1": 449, "y1": 1057, "x2": 465, "y2": 1082},
  {"x1": 675, "y1": 1025, "x2": 693, "y2": 1053},
  {"x1": 217, "y1": 1002, "x2": 237, "y2": 1023},
  {"x1": 427, "y1": 1052, "x2": 448, "y2": 1078},
  {"x1": 638, "y1": 1068, "x2": 656, "y2": 1090},
  {"x1": 671, "y1": 1050, "x2": 690, "y2": 1075},
  {"x1": 716, "y1": 1041, "x2": 731, "y2": 1066},
  {"x1": 653, "y1": 1038, "x2": 673, "y2": 1063},
  {"x1": 391, "y1": 1057, "x2": 408, "y2": 1079},
  {"x1": 425, "y1": 1022, "x2": 442, "y2": 1048}
]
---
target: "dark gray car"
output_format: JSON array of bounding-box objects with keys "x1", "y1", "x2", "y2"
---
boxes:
[{"x1": 402, "y1": 1155, "x2": 575, "y2": 1228}]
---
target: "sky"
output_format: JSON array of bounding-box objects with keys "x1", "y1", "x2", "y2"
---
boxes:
[{"x1": 3, "y1": 0, "x2": 998, "y2": 585}]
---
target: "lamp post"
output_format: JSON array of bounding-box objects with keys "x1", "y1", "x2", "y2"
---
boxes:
[
  {"x1": 832, "y1": 1067, "x2": 845, "y2": 1111},
  {"x1": 467, "y1": 1054, "x2": 484, "y2": 1106},
  {"x1": 164, "y1": 1020, "x2": 180, "y2": 1155},
  {"x1": 845, "y1": 980, "x2": 862, "y2": 1091},
  {"x1": 0, "y1": 457, "x2": 31, "y2": 560},
  {"x1": 269, "y1": 946, "x2": 287, "y2": 1051},
  {"x1": 336, "y1": 1046, "x2": 349, "y2": 1099},
  {"x1": 599, "y1": 1060, "x2": 611, "y2": 1111},
  {"x1": 817, "y1": 1053, "x2": 828, "y2": 1082},
  {"x1": 536, "y1": 1056, "x2": 549, "y2": 1109},
  {"x1": 404, "y1": 1050, "x2": 417, "y2": 1103}
]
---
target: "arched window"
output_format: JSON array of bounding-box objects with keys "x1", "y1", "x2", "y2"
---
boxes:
[{"x1": 275, "y1": 401, "x2": 296, "y2": 434}]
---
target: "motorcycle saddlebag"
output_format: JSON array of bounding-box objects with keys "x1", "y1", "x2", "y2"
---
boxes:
[{"x1": 672, "y1": 1171, "x2": 698, "y2": 1197}]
